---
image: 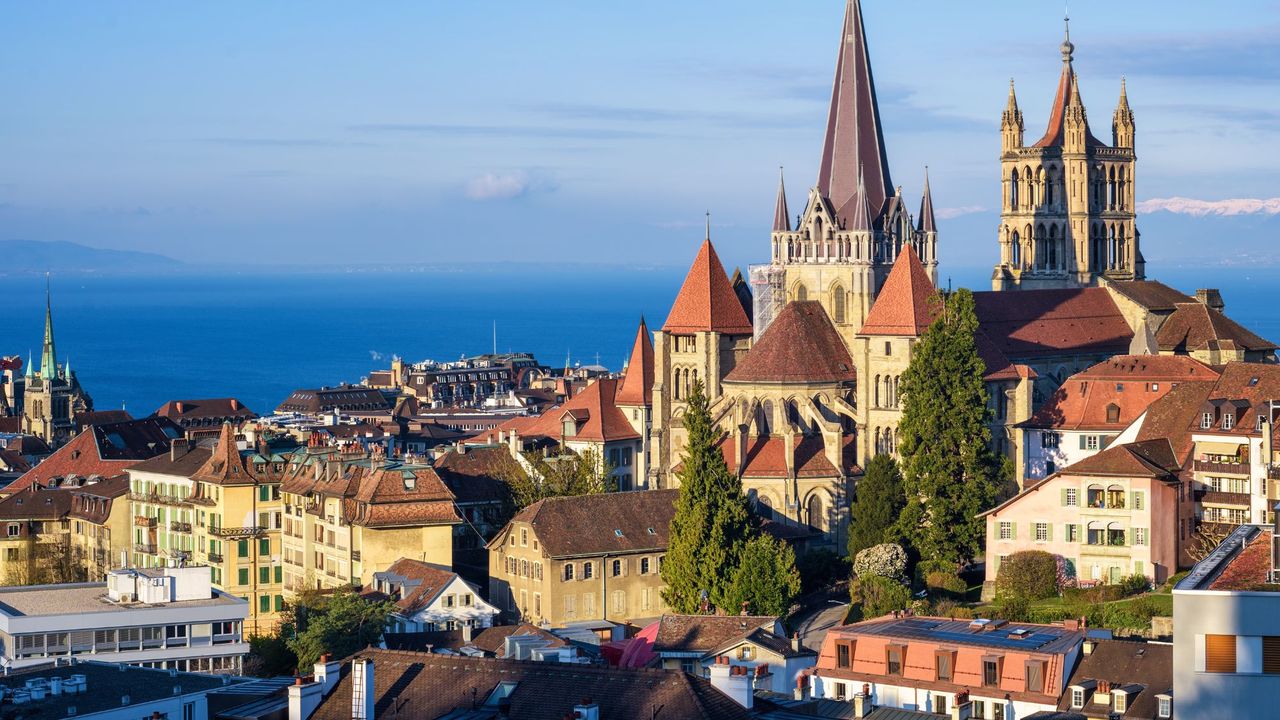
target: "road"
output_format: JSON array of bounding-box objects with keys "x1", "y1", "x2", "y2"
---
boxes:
[{"x1": 792, "y1": 595, "x2": 851, "y2": 651}]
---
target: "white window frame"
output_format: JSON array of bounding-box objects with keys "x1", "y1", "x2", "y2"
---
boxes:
[
  {"x1": 1085, "y1": 435, "x2": 1100, "y2": 451},
  {"x1": 1202, "y1": 412, "x2": 1213, "y2": 429},
  {"x1": 1223, "y1": 413, "x2": 1235, "y2": 430},
  {"x1": 1034, "y1": 522, "x2": 1049, "y2": 542},
  {"x1": 1065, "y1": 488, "x2": 1078, "y2": 507},
  {"x1": 1157, "y1": 696, "x2": 1172, "y2": 718},
  {"x1": 1071, "y1": 687, "x2": 1084, "y2": 709},
  {"x1": 999, "y1": 522, "x2": 1012, "y2": 541}
]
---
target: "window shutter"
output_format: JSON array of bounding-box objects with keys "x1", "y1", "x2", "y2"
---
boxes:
[
  {"x1": 1264, "y1": 637, "x2": 1280, "y2": 674},
  {"x1": 1075, "y1": 524, "x2": 1082, "y2": 542},
  {"x1": 1079, "y1": 435, "x2": 1087, "y2": 450},
  {"x1": 1061, "y1": 489, "x2": 1068, "y2": 506},
  {"x1": 1205, "y1": 634, "x2": 1237, "y2": 673},
  {"x1": 1011, "y1": 523, "x2": 1017, "y2": 540},
  {"x1": 1047, "y1": 524, "x2": 1053, "y2": 542}
]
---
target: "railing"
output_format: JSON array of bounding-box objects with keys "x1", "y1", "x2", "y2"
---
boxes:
[
  {"x1": 1201, "y1": 491, "x2": 1251, "y2": 507},
  {"x1": 352, "y1": 550, "x2": 361, "y2": 562},
  {"x1": 208, "y1": 553, "x2": 224, "y2": 563},
  {"x1": 129, "y1": 492, "x2": 191, "y2": 506},
  {"x1": 170, "y1": 521, "x2": 193, "y2": 533},
  {"x1": 134, "y1": 516, "x2": 157, "y2": 528},
  {"x1": 188, "y1": 496, "x2": 216, "y2": 507},
  {"x1": 1268, "y1": 465, "x2": 1280, "y2": 480},
  {"x1": 133, "y1": 543, "x2": 157, "y2": 554},
  {"x1": 209, "y1": 526, "x2": 266, "y2": 538},
  {"x1": 1194, "y1": 460, "x2": 1249, "y2": 474}
]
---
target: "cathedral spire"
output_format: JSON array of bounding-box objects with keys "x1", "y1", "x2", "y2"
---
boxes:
[
  {"x1": 40, "y1": 274, "x2": 57, "y2": 380},
  {"x1": 772, "y1": 167, "x2": 791, "y2": 232},
  {"x1": 1032, "y1": 14, "x2": 1101, "y2": 148},
  {"x1": 1113, "y1": 76, "x2": 1136, "y2": 148},
  {"x1": 848, "y1": 165, "x2": 873, "y2": 233},
  {"x1": 917, "y1": 168, "x2": 937, "y2": 234},
  {"x1": 816, "y1": 0, "x2": 892, "y2": 225}
]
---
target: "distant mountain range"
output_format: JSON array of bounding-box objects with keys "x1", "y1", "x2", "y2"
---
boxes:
[{"x1": 0, "y1": 240, "x2": 181, "y2": 275}]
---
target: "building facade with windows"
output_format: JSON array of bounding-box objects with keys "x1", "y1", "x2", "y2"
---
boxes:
[
  {"x1": 0, "y1": 566, "x2": 248, "y2": 673},
  {"x1": 367, "y1": 558, "x2": 498, "y2": 633},
  {"x1": 487, "y1": 490, "x2": 676, "y2": 627}
]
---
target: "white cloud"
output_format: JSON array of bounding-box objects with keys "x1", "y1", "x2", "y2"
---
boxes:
[
  {"x1": 464, "y1": 171, "x2": 531, "y2": 201},
  {"x1": 936, "y1": 205, "x2": 986, "y2": 220},
  {"x1": 1138, "y1": 197, "x2": 1280, "y2": 217}
]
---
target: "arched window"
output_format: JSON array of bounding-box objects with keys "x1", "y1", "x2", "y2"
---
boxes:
[
  {"x1": 796, "y1": 284, "x2": 808, "y2": 302},
  {"x1": 1106, "y1": 403, "x2": 1121, "y2": 424},
  {"x1": 1108, "y1": 167, "x2": 1117, "y2": 208},
  {"x1": 807, "y1": 494, "x2": 825, "y2": 531},
  {"x1": 1011, "y1": 230, "x2": 1021, "y2": 266},
  {"x1": 1046, "y1": 169, "x2": 1055, "y2": 207},
  {"x1": 758, "y1": 495, "x2": 774, "y2": 519},
  {"x1": 673, "y1": 368, "x2": 681, "y2": 400},
  {"x1": 874, "y1": 375, "x2": 881, "y2": 408},
  {"x1": 1011, "y1": 168, "x2": 1020, "y2": 209},
  {"x1": 893, "y1": 376, "x2": 900, "y2": 408},
  {"x1": 1047, "y1": 225, "x2": 1059, "y2": 269},
  {"x1": 833, "y1": 285, "x2": 846, "y2": 324},
  {"x1": 1108, "y1": 225, "x2": 1117, "y2": 270},
  {"x1": 760, "y1": 401, "x2": 774, "y2": 435}
]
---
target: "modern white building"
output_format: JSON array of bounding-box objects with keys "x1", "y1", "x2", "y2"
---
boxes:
[
  {"x1": 0, "y1": 565, "x2": 249, "y2": 673},
  {"x1": 371, "y1": 558, "x2": 499, "y2": 633},
  {"x1": 0, "y1": 660, "x2": 244, "y2": 720}
]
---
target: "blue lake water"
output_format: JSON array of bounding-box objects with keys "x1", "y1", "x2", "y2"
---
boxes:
[{"x1": 3, "y1": 263, "x2": 1278, "y2": 416}]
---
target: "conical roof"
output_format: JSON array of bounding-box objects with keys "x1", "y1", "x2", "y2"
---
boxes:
[
  {"x1": 615, "y1": 318, "x2": 654, "y2": 406},
  {"x1": 816, "y1": 0, "x2": 893, "y2": 224},
  {"x1": 858, "y1": 245, "x2": 938, "y2": 336},
  {"x1": 662, "y1": 239, "x2": 753, "y2": 335},
  {"x1": 725, "y1": 301, "x2": 855, "y2": 384},
  {"x1": 1032, "y1": 29, "x2": 1104, "y2": 148},
  {"x1": 917, "y1": 169, "x2": 937, "y2": 233},
  {"x1": 772, "y1": 168, "x2": 791, "y2": 232},
  {"x1": 194, "y1": 422, "x2": 251, "y2": 485}
]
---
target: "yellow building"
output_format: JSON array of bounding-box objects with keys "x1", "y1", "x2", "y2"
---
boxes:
[
  {"x1": 68, "y1": 475, "x2": 132, "y2": 579},
  {"x1": 487, "y1": 490, "x2": 677, "y2": 627},
  {"x1": 279, "y1": 441, "x2": 460, "y2": 595}
]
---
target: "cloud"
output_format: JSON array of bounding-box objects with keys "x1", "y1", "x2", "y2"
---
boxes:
[
  {"x1": 197, "y1": 137, "x2": 374, "y2": 148},
  {"x1": 936, "y1": 205, "x2": 986, "y2": 220},
  {"x1": 1086, "y1": 26, "x2": 1280, "y2": 81},
  {"x1": 1138, "y1": 197, "x2": 1280, "y2": 217},
  {"x1": 347, "y1": 123, "x2": 655, "y2": 140},
  {"x1": 465, "y1": 172, "x2": 533, "y2": 201}
]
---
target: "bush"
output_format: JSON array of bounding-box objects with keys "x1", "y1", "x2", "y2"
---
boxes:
[
  {"x1": 925, "y1": 571, "x2": 969, "y2": 600},
  {"x1": 853, "y1": 543, "x2": 908, "y2": 584},
  {"x1": 1163, "y1": 570, "x2": 1190, "y2": 591},
  {"x1": 796, "y1": 549, "x2": 850, "y2": 594},
  {"x1": 1117, "y1": 574, "x2": 1151, "y2": 597},
  {"x1": 851, "y1": 575, "x2": 912, "y2": 618},
  {"x1": 1104, "y1": 597, "x2": 1161, "y2": 631},
  {"x1": 995, "y1": 595, "x2": 1032, "y2": 622},
  {"x1": 994, "y1": 551, "x2": 1060, "y2": 602}
]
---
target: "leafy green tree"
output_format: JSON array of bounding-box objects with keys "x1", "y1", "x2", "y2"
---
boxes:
[
  {"x1": 285, "y1": 588, "x2": 396, "y2": 668},
  {"x1": 994, "y1": 550, "x2": 1060, "y2": 602},
  {"x1": 661, "y1": 380, "x2": 753, "y2": 613},
  {"x1": 499, "y1": 448, "x2": 615, "y2": 510},
  {"x1": 892, "y1": 289, "x2": 1002, "y2": 565},
  {"x1": 726, "y1": 534, "x2": 802, "y2": 616},
  {"x1": 850, "y1": 575, "x2": 912, "y2": 619},
  {"x1": 848, "y1": 454, "x2": 906, "y2": 559},
  {"x1": 245, "y1": 634, "x2": 298, "y2": 677}
]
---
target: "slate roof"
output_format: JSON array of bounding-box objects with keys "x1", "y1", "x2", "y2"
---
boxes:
[
  {"x1": 9, "y1": 417, "x2": 181, "y2": 492},
  {"x1": 651, "y1": 614, "x2": 780, "y2": 654},
  {"x1": 1155, "y1": 302, "x2": 1277, "y2": 355},
  {"x1": 726, "y1": 302, "x2": 856, "y2": 384},
  {"x1": 615, "y1": 318, "x2": 655, "y2": 406},
  {"x1": 1024, "y1": 355, "x2": 1220, "y2": 431},
  {"x1": 154, "y1": 397, "x2": 257, "y2": 420},
  {"x1": 972, "y1": 288, "x2": 1133, "y2": 360},
  {"x1": 275, "y1": 385, "x2": 389, "y2": 414},
  {"x1": 68, "y1": 475, "x2": 129, "y2": 524},
  {"x1": 0, "y1": 485, "x2": 74, "y2": 520},
  {"x1": 1056, "y1": 640, "x2": 1172, "y2": 719},
  {"x1": 1106, "y1": 280, "x2": 1193, "y2": 312},
  {"x1": 498, "y1": 489, "x2": 677, "y2": 559},
  {"x1": 663, "y1": 239, "x2": 754, "y2": 335},
  {"x1": 858, "y1": 246, "x2": 938, "y2": 337}
]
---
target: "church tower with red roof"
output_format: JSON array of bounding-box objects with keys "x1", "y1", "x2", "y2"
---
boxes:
[
  {"x1": 755, "y1": 0, "x2": 938, "y2": 346},
  {"x1": 992, "y1": 17, "x2": 1142, "y2": 290}
]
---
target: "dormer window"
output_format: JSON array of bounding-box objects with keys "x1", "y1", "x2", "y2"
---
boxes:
[
  {"x1": 1114, "y1": 691, "x2": 1127, "y2": 713},
  {"x1": 1202, "y1": 412, "x2": 1213, "y2": 429},
  {"x1": 1223, "y1": 413, "x2": 1235, "y2": 430},
  {"x1": 1070, "y1": 687, "x2": 1085, "y2": 708},
  {"x1": 1156, "y1": 694, "x2": 1172, "y2": 718}
]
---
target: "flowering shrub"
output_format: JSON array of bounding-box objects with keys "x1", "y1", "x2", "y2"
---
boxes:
[
  {"x1": 1055, "y1": 555, "x2": 1077, "y2": 590},
  {"x1": 853, "y1": 543, "x2": 908, "y2": 583}
]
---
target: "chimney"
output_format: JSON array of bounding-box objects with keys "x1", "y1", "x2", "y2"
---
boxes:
[
  {"x1": 572, "y1": 698, "x2": 599, "y2": 720},
  {"x1": 175, "y1": 401, "x2": 184, "y2": 414},
  {"x1": 288, "y1": 677, "x2": 324, "y2": 720},
  {"x1": 1083, "y1": 639, "x2": 1096, "y2": 656},
  {"x1": 708, "y1": 657, "x2": 754, "y2": 709},
  {"x1": 853, "y1": 689, "x2": 872, "y2": 719},
  {"x1": 314, "y1": 654, "x2": 342, "y2": 695},
  {"x1": 351, "y1": 658, "x2": 375, "y2": 720},
  {"x1": 950, "y1": 700, "x2": 973, "y2": 720},
  {"x1": 1195, "y1": 288, "x2": 1226, "y2": 313},
  {"x1": 791, "y1": 632, "x2": 801, "y2": 653},
  {"x1": 793, "y1": 673, "x2": 809, "y2": 702},
  {"x1": 462, "y1": 623, "x2": 474, "y2": 643},
  {"x1": 230, "y1": 399, "x2": 240, "y2": 411}
]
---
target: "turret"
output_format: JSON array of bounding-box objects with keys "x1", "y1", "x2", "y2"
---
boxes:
[
  {"x1": 1112, "y1": 77, "x2": 1135, "y2": 149},
  {"x1": 1001, "y1": 79, "x2": 1024, "y2": 151},
  {"x1": 772, "y1": 167, "x2": 791, "y2": 233}
]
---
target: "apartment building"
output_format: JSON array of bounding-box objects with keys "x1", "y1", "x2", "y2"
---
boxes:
[
  {"x1": 68, "y1": 475, "x2": 131, "y2": 579},
  {"x1": 487, "y1": 490, "x2": 677, "y2": 627},
  {"x1": 279, "y1": 442, "x2": 460, "y2": 594},
  {"x1": 0, "y1": 566, "x2": 248, "y2": 673},
  {"x1": 983, "y1": 439, "x2": 1183, "y2": 586},
  {"x1": 367, "y1": 557, "x2": 498, "y2": 633},
  {"x1": 813, "y1": 615, "x2": 1086, "y2": 719}
]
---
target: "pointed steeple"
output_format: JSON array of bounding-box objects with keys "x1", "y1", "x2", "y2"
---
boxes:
[
  {"x1": 195, "y1": 422, "x2": 248, "y2": 484},
  {"x1": 40, "y1": 274, "x2": 57, "y2": 380},
  {"x1": 772, "y1": 167, "x2": 791, "y2": 233},
  {"x1": 1032, "y1": 14, "x2": 1102, "y2": 149},
  {"x1": 1113, "y1": 76, "x2": 1136, "y2": 148},
  {"x1": 615, "y1": 317, "x2": 654, "y2": 406},
  {"x1": 1005, "y1": 78, "x2": 1021, "y2": 117},
  {"x1": 24, "y1": 351, "x2": 34, "y2": 379},
  {"x1": 816, "y1": 0, "x2": 893, "y2": 224},
  {"x1": 663, "y1": 238, "x2": 753, "y2": 335},
  {"x1": 917, "y1": 168, "x2": 937, "y2": 234},
  {"x1": 847, "y1": 166, "x2": 873, "y2": 233},
  {"x1": 857, "y1": 245, "x2": 939, "y2": 337}
]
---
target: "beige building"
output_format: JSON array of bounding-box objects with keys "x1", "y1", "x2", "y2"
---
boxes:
[
  {"x1": 68, "y1": 475, "x2": 132, "y2": 579},
  {"x1": 487, "y1": 490, "x2": 676, "y2": 627}
]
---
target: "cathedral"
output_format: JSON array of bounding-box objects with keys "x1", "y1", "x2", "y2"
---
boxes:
[
  {"x1": 5, "y1": 282, "x2": 94, "y2": 447},
  {"x1": 644, "y1": 1, "x2": 1273, "y2": 549}
]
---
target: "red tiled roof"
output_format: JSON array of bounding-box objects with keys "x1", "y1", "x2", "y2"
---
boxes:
[
  {"x1": 1185, "y1": 362, "x2": 1280, "y2": 439},
  {"x1": 1210, "y1": 529, "x2": 1278, "y2": 591},
  {"x1": 1106, "y1": 280, "x2": 1193, "y2": 312},
  {"x1": 346, "y1": 465, "x2": 462, "y2": 528},
  {"x1": 662, "y1": 239, "x2": 753, "y2": 335},
  {"x1": 7, "y1": 419, "x2": 180, "y2": 493},
  {"x1": 500, "y1": 489, "x2": 678, "y2": 558},
  {"x1": 192, "y1": 423, "x2": 253, "y2": 485},
  {"x1": 858, "y1": 245, "x2": 938, "y2": 336},
  {"x1": 1060, "y1": 438, "x2": 1180, "y2": 479},
  {"x1": 725, "y1": 301, "x2": 855, "y2": 383},
  {"x1": 712, "y1": 434, "x2": 859, "y2": 478},
  {"x1": 615, "y1": 318, "x2": 654, "y2": 406},
  {"x1": 367, "y1": 558, "x2": 460, "y2": 614},
  {"x1": 1031, "y1": 64, "x2": 1105, "y2": 148},
  {"x1": 972, "y1": 287, "x2": 1133, "y2": 360},
  {"x1": 1134, "y1": 380, "x2": 1217, "y2": 464},
  {"x1": 468, "y1": 379, "x2": 638, "y2": 445},
  {"x1": 652, "y1": 614, "x2": 779, "y2": 653},
  {"x1": 1025, "y1": 355, "x2": 1220, "y2": 430},
  {"x1": 1155, "y1": 302, "x2": 1277, "y2": 355},
  {"x1": 0, "y1": 485, "x2": 74, "y2": 521},
  {"x1": 154, "y1": 398, "x2": 256, "y2": 420}
]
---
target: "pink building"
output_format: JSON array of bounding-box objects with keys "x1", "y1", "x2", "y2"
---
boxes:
[
  {"x1": 983, "y1": 439, "x2": 1183, "y2": 587},
  {"x1": 812, "y1": 615, "x2": 1086, "y2": 718}
]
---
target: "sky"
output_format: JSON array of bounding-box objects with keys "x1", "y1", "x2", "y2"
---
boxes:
[{"x1": 3, "y1": 1, "x2": 1279, "y2": 274}]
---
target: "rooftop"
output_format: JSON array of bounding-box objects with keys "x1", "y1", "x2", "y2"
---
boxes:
[
  {"x1": 0, "y1": 582, "x2": 240, "y2": 617},
  {"x1": 0, "y1": 660, "x2": 240, "y2": 720},
  {"x1": 830, "y1": 615, "x2": 1085, "y2": 656},
  {"x1": 1175, "y1": 524, "x2": 1280, "y2": 592}
]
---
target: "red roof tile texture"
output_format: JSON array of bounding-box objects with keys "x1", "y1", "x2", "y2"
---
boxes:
[
  {"x1": 972, "y1": 287, "x2": 1133, "y2": 360},
  {"x1": 615, "y1": 318, "x2": 655, "y2": 406},
  {"x1": 725, "y1": 301, "x2": 855, "y2": 383},
  {"x1": 1156, "y1": 302, "x2": 1277, "y2": 355},
  {"x1": 1025, "y1": 355, "x2": 1220, "y2": 431},
  {"x1": 712, "y1": 434, "x2": 859, "y2": 479},
  {"x1": 662, "y1": 239, "x2": 753, "y2": 335},
  {"x1": 367, "y1": 558, "x2": 460, "y2": 614},
  {"x1": 469, "y1": 378, "x2": 638, "y2": 445},
  {"x1": 858, "y1": 245, "x2": 938, "y2": 337},
  {"x1": 1060, "y1": 438, "x2": 1180, "y2": 479},
  {"x1": 1032, "y1": 65, "x2": 1105, "y2": 148},
  {"x1": 503, "y1": 489, "x2": 678, "y2": 558}
]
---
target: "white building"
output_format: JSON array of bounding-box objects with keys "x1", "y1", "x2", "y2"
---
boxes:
[
  {"x1": 371, "y1": 558, "x2": 498, "y2": 633},
  {"x1": 0, "y1": 660, "x2": 244, "y2": 720},
  {"x1": 0, "y1": 566, "x2": 249, "y2": 673}
]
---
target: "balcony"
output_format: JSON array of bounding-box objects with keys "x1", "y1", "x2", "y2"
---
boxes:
[
  {"x1": 208, "y1": 552, "x2": 224, "y2": 563},
  {"x1": 134, "y1": 516, "x2": 157, "y2": 528},
  {"x1": 133, "y1": 543, "x2": 157, "y2": 554},
  {"x1": 170, "y1": 521, "x2": 193, "y2": 533},
  {"x1": 352, "y1": 550, "x2": 361, "y2": 562},
  {"x1": 1201, "y1": 491, "x2": 1252, "y2": 507},
  {"x1": 209, "y1": 526, "x2": 266, "y2": 539},
  {"x1": 1269, "y1": 465, "x2": 1280, "y2": 480},
  {"x1": 1194, "y1": 460, "x2": 1249, "y2": 475}
]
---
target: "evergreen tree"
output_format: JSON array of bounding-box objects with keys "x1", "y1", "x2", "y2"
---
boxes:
[
  {"x1": 284, "y1": 588, "x2": 396, "y2": 669},
  {"x1": 892, "y1": 289, "x2": 1001, "y2": 565},
  {"x1": 848, "y1": 454, "x2": 906, "y2": 559},
  {"x1": 661, "y1": 380, "x2": 753, "y2": 613},
  {"x1": 726, "y1": 534, "x2": 801, "y2": 616}
]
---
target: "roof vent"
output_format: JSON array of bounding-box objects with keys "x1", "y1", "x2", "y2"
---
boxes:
[{"x1": 614, "y1": 529, "x2": 623, "y2": 537}]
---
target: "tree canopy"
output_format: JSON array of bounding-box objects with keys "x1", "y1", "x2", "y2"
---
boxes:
[
  {"x1": 892, "y1": 289, "x2": 1002, "y2": 565},
  {"x1": 848, "y1": 454, "x2": 906, "y2": 559},
  {"x1": 726, "y1": 534, "x2": 802, "y2": 616},
  {"x1": 283, "y1": 588, "x2": 396, "y2": 669},
  {"x1": 499, "y1": 447, "x2": 615, "y2": 511}
]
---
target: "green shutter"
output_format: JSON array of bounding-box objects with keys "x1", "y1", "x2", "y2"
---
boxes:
[
  {"x1": 1061, "y1": 489, "x2": 1069, "y2": 506},
  {"x1": 275, "y1": 566, "x2": 283, "y2": 583},
  {"x1": 1074, "y1": 524, "x2": 1082, "y2": 543},
  {"x1": 1079, "y1": 435, "x2": 1087, "y2": 450},
  {"x1": 1047, "y1": 524, "x2": 1053, "y2": 542},
  {"x1": 238, "y1": 568, "x2": 249, "y2": 585},
  {"x1": 1134, "y1": 560, "x2": 1144, "y2": 578},
  {"x1": 260, "y1": 538, "x2": 270, "y2": 556},
  {"x1": 238, "y1": 540, "x2": 248, "y2": 558},
  {"x1": 1011, "y1": 523, "x2": 1017, "y2": 540}
]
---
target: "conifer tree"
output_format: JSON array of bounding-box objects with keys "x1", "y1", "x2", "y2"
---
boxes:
[
  {"x1": 848, "y1": 454, "x2": 906, "y2": 559},
  {"x1": 661, "y1": 380, "x2": 753, "y2": 613},
  {"x1": 892, "y1": 289, "x2": 1001, "y2": 565},
  {"x1": 726, "y1": 534, "x2": 801, "y2": 616}
]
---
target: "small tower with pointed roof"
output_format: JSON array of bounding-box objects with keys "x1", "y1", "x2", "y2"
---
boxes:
[
  {"x1": 21, "y1": 276, "x2": 93, "y2": 446},
  {"x1": 993, "y1": 16, "x2": 1141, "y2": 291}
]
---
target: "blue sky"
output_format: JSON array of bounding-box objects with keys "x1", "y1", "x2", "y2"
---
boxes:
[{"x1": 3, "y1": 1, "x2": 1279, "y2": 273}]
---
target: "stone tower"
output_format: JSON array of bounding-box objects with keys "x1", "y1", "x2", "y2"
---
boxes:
[
  {"x1": 21, "y1": 279, "x2": 92, "y2": 446},
  {"x1": 992, "y1": 18, "x2": 1142, "y2": 290},
  {"x1": 755, "y1": 0, "x2": 937, "y2": 347}
]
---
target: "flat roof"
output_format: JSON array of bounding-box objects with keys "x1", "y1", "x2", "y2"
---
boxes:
[
  {"x1": 833, "y1": 616, "x2": 1085, "y2": 655},
  {"x1": 0, "y1": 660, "x2": 242, "y2": 720},
  {"x1": 0, "y1": 583, "x2": 241, "y2": 617}
]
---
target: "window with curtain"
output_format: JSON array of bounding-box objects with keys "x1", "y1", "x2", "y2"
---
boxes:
[{"x1": 1205, "y1": 634, "x2": 1237, "y2": 673}]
